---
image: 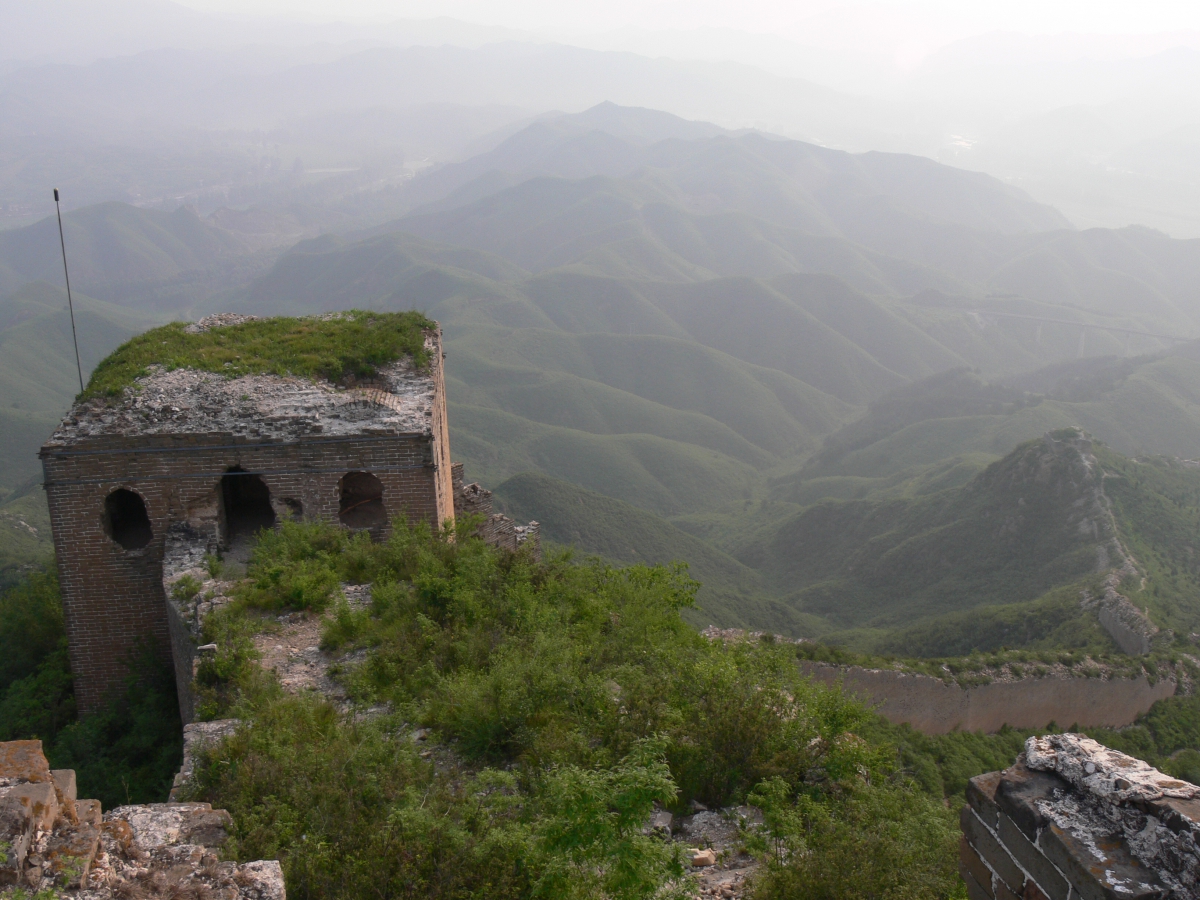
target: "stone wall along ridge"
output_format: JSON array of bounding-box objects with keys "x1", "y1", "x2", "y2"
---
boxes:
[
  {"x1": 451, "y1": 462, "x2": 540, "y2": 557},
  {"x1": 800, "y1": 662, "x2": 1175, "y2": 734}
]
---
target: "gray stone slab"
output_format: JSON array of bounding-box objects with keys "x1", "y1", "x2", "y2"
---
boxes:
[{"x1": 1038, "y1": 823, "x2": 1168, "y2": 900}]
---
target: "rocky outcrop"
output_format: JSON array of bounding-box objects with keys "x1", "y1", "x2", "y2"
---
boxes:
[
  {"x1": 961, "y1": 734, "x2": 1199, "y2": 900},
  {"x1": 0, "y1": 740, "x2": 284, "y2": 898}
]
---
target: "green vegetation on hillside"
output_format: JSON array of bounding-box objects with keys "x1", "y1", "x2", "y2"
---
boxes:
[
  {"x1": 1104, "y1": 453, "x2": 1200, "y2": 635},
  {"x1": 0, "y1": 203, "x2": 248, "y2": 302},
  {"x1": 0, "y1": 281, "x2": 162, "y2": 492},
  {"x1": 84, "y1": 310, "x2": 434, "y2": 400},
  {"x1": 757, "y1": 432, "x2": 1108, "y2": 626},
  {"x1": 189, "y1": 518, "x2": 963, "y2": 899},
  {"x1": 493, "y1": 471, "x2": 824, "y2": 635},
  {"x1": 3, "y1": 519, "x2": 1200, "y2": 899},
  {"x1": 0, "y1": 488, "x2": 52, "y2": 590},
  {"x1": 748, "y1": 431, "x2": 1200, "y2": 649}
]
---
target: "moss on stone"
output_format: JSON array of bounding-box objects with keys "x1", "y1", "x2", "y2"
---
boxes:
[{"x1": 82, "y1": 311, "x2": 435, "y2": 401}]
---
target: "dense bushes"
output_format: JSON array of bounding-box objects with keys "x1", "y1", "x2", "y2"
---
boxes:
[
  {"x1": 747, "y1": 779, "x2": 962, "y2": 900},
  {"x1": 192, "y1": 519, "x2": 965, "y2": 900}
]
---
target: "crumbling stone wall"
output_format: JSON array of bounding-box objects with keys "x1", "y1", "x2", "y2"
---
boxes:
[
  {"x1": 0, "y1": 739, "x2": 284, "y2": 898},
  {"x1": 43, "y1": 430, "x2": 442, "y2": 713},
  {"x1": 451, "y1": 462, "x2": 540, "y2": 557},
  {"x1": 961, "y1": 734, "x2": 1199, "y2": 900}
]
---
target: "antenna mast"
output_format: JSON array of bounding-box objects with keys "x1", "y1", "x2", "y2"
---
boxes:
[{"x1": 53, "y1": 188, "x2": 84, "y2": 394}]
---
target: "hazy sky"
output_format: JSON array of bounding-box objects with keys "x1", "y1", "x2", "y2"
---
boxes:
[{"x1": 175, "y1": 0, "x2": 1200, "y2": 36}]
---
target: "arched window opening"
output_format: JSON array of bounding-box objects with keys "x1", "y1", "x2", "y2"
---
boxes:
[
  {"x1": 339, "y1": 472, "x2": 387, "y2": 529},
  {"x1": 104, "y1": 489, "x2": 152, "y2": 550},
  {"x1": 221, "y1": 468, "x2": 276, "y2": 542}
]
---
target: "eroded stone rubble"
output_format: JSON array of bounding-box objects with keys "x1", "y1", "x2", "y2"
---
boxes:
[
  {"x1": 49, "y1": 354, "x2": 439, "y2": 446},
  {"x1": 0, "y1": 740, "x2": 284, "y2": 899}
]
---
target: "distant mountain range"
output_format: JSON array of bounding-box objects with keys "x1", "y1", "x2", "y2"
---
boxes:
[{"x1": 3, "y1": 104, "x2": 1199, "y2": 653}]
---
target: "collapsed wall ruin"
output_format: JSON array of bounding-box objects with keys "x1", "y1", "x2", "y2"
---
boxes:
[
  {"x1": 961, "y1": 734, "x2": 1200, "y2": 900},
  {"x1": 0, "y1": 739, "x2": 285, "y2": 897},
  {"x1": 40, "y1": 314, "x2": 536, "y2": 719}
]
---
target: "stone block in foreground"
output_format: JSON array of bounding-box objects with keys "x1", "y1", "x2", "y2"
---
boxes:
[
  {"x1": 0, "y1": 739, "x2": 285, "y2": 898},
  {"x1": 961, "y1": 733, "x2": 1199, "y2": 900}
]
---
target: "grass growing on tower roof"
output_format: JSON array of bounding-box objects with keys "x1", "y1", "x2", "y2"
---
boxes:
[{"x1": 81, "y1": 310, "x2": 435, "y2": 401}]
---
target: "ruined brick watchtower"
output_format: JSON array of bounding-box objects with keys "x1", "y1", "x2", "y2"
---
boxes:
[{"x1": 40, "y1": 312, "x2": 533, "y2": 718}]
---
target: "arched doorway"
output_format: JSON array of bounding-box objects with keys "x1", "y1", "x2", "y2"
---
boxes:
[
  {"x1": 104, "y1": 488, "x2": 153, "y2": 550},
  {"x1": 220, "y1": 468, "x2": 276, "y2": 542},
  {"x1": 338, "y1": 472, "x2": 387, "y2": 529}
]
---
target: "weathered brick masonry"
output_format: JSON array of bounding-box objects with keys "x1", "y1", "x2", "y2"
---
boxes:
[
  {"x1": 961, "y1": 734, "x2": 1200, "y2": 900},
  {"x1": 40, "y1": 317, "x2": 467, "y2": 715},
  {"x1": 44, "y1": 431, "x2": 442, "y2": 712}
]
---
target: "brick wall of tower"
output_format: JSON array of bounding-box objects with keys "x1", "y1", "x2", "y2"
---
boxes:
[
  {"x1": 428, "y1": 331, "x2": 456, "y2": 530},
  {"x1": 42, "y1": 431, "x2": 441, "y2": 714}
]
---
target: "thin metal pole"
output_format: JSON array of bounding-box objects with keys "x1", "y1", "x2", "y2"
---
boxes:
[{"x1": 53, "y1": 188, "x2": 84, "y2": 394}]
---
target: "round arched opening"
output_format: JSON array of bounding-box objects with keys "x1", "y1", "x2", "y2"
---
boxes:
[
  {"x1": 104, "y1": 488, "x2": 152, "y2": 550},
  {"x1": 338, "y1": 472, "x2": 387, "y2": 529},
  {"x1": 220, "y1": 468, "x2": 277, "y2": 542}
]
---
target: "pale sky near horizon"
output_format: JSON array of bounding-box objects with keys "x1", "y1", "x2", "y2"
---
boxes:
[{"x1": 173, "y1": 0, "x2": 1200, "y2": 36}]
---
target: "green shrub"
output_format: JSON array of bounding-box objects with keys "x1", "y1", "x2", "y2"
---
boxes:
[
  {"x1": 191, "y1": 518, "x2": 971, "y2": 899},
  {"x1": 0, "y1": 568, "x2": 64, "y2": 694},
  {"x1": 49, "y1": 643, "x2": 183, "y2": 809},
  {"x1": 747, "y1": 779, "x2": 965, "y2": 900},
  {"x1": 0, "y1": 569, "x2": 182, "y2": 807}
]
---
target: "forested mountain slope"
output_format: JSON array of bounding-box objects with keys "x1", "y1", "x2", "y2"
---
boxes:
[
  {"x1": 0, "y1": 203, "x2": 251, "y2": 305},
  {"x1": 0, "y1": 282, "x2": 161, "y2": 495}
]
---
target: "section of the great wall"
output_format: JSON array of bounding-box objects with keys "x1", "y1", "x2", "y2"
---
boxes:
[{"x1": 800, "y1": 661, "x2": 1177, "y2": 734}]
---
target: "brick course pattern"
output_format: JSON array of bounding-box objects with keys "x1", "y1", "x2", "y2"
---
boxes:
[
  {"x1": 41, "y1": 324, "x2": 456, "y2": 715},
  {"x1": 961, "y1": 734, "x2": 1200, "y2": 900}
]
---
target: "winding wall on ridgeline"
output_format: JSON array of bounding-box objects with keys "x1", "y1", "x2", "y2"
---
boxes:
[{"x1": 800, "y1": 662, "x2": 1176, "y2": 734}]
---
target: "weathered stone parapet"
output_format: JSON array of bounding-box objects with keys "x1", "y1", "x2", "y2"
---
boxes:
[
  {"x1": 0, "y1": 739, "x2": 284, "y2": 898},
  {"x1": 451, "y1": 462, "x2": 540, "y2": 558},
  {"x1": 961, "y1": 734, "x2": 1199, "y2": 900}
]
